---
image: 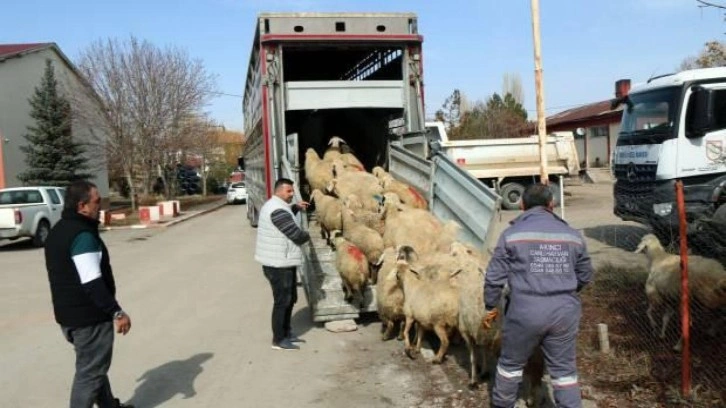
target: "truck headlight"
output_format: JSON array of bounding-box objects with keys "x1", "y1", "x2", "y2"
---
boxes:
[{"x1": 653, "y1": 203, "x2": 673, "y2": 216}]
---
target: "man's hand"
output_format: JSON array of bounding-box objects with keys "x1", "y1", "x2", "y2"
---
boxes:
[
  {"x1": 296, "y1": 201, "x2": 310, "y2": 211},
  {"x1": 115, "y1": 313, "x2": 132, "y2": 335},
  {"x1": 481, "y1": 309, "x2": 499, "y2": 329}
]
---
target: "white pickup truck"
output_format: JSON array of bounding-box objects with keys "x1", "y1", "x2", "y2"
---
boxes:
[{"x1": 0, "y1": 187, "x2": 66, "y2": 247}]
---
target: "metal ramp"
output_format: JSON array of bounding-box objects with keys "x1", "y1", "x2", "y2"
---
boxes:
[{"x1": 301, "y1": 217, "x2": 378, "y2": 323}]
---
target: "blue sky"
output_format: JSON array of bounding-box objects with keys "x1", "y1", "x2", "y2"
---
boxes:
[{"x1": 3, "y1": 0, "x2": 725, "y2": 131}]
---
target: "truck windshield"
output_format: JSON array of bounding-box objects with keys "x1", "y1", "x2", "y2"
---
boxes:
[{"x1": 619, "y1": 86, "x2": 680, "y2": 144}]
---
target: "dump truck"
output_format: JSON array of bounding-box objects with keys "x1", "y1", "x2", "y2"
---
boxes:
[
  {"x1": 241, "y1": 12, "x2": 501, "y2": 322},
  {"x1": 423, "y1": 121, "x2": 580, "y2": 210}
]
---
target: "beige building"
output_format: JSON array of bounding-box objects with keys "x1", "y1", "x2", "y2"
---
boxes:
[{"x1": 0, "y1": 43, "x2": 109, "y2": 198}]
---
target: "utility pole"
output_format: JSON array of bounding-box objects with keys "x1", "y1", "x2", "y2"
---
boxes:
[{"x1": 531, "y1": 0, "x2": 549, "y2": 184}]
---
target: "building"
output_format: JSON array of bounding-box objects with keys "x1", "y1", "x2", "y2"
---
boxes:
[
  {"x1": 0, "y1": 43, "x2": 109, "y2": 199},
  {"x1": 546, "y1": 81, "x2": 630, "y2": 169}
]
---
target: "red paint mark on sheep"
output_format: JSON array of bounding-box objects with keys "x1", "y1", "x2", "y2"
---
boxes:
[
  {"x1": 408, "y1": 186, "x2": 426, "y2": 207},
  {"x1": 346, "y1": 245, "x2": 366, "y2": 263}
]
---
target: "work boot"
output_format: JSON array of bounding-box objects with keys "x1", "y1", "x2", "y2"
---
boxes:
[{"x1": 271, "y1": 339, "x2": 300, "y2": 350}]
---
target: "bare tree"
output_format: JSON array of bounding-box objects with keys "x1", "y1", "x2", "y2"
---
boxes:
[
  {"x1": 502, "y1": 73, "x2": 525, "y2": 106},
  {"x1": 680, "y1": 40, "x2": 726, "y2": 70},
  {"x1": 75, "y1": 36, "x2": 216, "y2": 207}
]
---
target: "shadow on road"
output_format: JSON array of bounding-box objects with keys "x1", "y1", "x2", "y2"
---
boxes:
[
  {"x1": 583, "y1": 224, "x2": 648, "y2": 252},
  {"x1": 290, "y1": 306, "x2": 315, "y2": 338},
  {"x1": 125, "y1": 352, "x2": 213, "y2": 407},
  {"x1": 0, "y1": 238, "x2": 39, "y2": 252}
]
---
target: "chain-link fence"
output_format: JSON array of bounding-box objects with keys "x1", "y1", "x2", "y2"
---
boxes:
[{"x1": 578, "y1": 181, "x2": 726, "y2": 407}]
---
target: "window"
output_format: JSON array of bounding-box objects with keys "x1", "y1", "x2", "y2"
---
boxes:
[
  {"x1": 712, "y1": 89, "x2": 726, "y2": 131},
  {"x1": 590, "y1": 126, "x2": 609, "y2": 138},
  {"x1": 0, "y1": 190, "x2": 42, "y2": 204},
  {"x1": 47, "y1": 189, "x2": 61, "y2": 205}
]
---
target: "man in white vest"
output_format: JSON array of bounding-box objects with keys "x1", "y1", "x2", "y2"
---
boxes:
[{"x1": 255, "y1": 178, "x2": 310, "y2": 350}]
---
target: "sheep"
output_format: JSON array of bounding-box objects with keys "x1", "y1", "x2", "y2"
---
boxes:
[
  {"x1": 323, "y1": 136, "x2": 347, "y2": 162},
  {"x1": 341, "y1": 207, "x2": 385, "y2": 271},
  {"x1": 635, "y1": 233, "x2": 726, "y2": 350},
  {"x1": 304, "y1": 148, "x2": 335, "y2": 192},
  {"x1": 395, "y1": 246, "x2": 461, "y2": 363},
  {"x1": 332, "y1": 234, "x2": 370, "y2": 307},
  {"x1": 309, "y1": 189, "x2": 342, "y2": 246},
  {"x1": 326, "y1": 172, "x2": 383, "y2": 212},
  {"x1": 381, "y1": 197, "x2": 459, "y2": 254},
  {"x1": 343, "y1": 194, "x2": 385, "y2": 236},
  {"x1": 375, "y1": 247, "x2": 405, "y2": 341},
  {"x1": 373, "y1": 166, "x2": 428, "y2": 209}
]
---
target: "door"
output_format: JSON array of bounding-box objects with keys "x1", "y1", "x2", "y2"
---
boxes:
[{"x1": 45, "y1": 188, "x2": 63, "y2": 225}]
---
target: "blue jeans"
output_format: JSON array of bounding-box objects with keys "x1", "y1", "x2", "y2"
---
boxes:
[
  {"x1": 262, "y1": 266, "x2": 297, "y2": 343},
  {"x1": 61, "y1": 321, "x2": 116, "y2": 408}
]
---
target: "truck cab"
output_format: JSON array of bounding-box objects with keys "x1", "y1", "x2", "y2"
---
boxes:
[{"x1": 612, "y1": 68, "x2": 726, "y2": 245}]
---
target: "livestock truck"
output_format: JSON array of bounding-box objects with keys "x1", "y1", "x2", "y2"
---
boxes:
[
  {"x1": 612, "y1": 69, "x2": 726, "y2": 254},
  {"x1": 241, "y1": 12, "x2": 501, "y2": 322}
]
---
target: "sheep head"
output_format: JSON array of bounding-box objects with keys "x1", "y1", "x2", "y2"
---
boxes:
[
  {"x1": 635, "y1": 234, "x2": 663, "y2": 254},
  {"x1": 396, "y1": 245, "x2": 418, "y2": 263},
  {"x1": 325, "y1": 179, "x2": 338, "y2": 196},
  {"x1": 372, "y1": 166, "x2": 387, "y2": 179},
  {"x1": 328, "y1": 136, "x2": 346, "y2": 147}
]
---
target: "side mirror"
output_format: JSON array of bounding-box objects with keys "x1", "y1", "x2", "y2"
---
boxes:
[{"x1": 687, "y1": 87, "x2": 714, "y2": 138}]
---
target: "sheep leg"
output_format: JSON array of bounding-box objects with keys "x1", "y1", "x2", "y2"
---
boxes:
[
  {"x1": 415, "y1": 323, "x2": 424, "y2": 354},
  {"x1": 660, "y1": 307, "x2": 675, "y2": 339},
  {"x1": 381, "y1": 320, "x2": 395, "y2": 341},
  {"x1": 342, "y1": 282, "x2": 352, "y2": 302},
  {"x1": 397, "y1": 320, "x2": 405, "y2": 341},
  {"x1": 646, "y1": 303, "x2": 658, "y2": 333},
  {"x1": 403, "y1": 316, "x2": 416, "y2": 359},
  {"x1": 463, "y1": 335, "x2": 478, "y2": 389},
  {"x1": 432, "y1": 325, "x2": 450, "y2": 364}
]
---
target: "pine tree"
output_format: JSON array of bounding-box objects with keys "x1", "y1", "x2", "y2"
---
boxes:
[{"x1": 18, "y1": 59, "x2": 92, "y2": 186}]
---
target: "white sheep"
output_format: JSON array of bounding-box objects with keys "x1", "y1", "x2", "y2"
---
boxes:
[
  {"x1": 326, "y1": 172, "x2": 383, "y2": 212},
  {"x1": 304, "y1": 148, "x2": 335, "y2": 192},
  {"x1": 309, "y1": 189, "x2": 342, "y2": 246},
  {"x1": 375, "y1": 247, "x2": 405, "y2": 340},
  {"x1": 395, "y1": 246, "x2": 461, "y2": 364},
  {"x1": 381, "y1": 197, "x2": 459, "y2": 254},
  {"x1": 635, "y1": 233, "x2": 726, "y2": 350},
  {"x1": 333, "y1": 235, "x2": 370, "y2": 307},
  {"x1": 341, "y1": 207, "x2": 385, "y2": 269},
  {"x1": 343, "y1": 194, "x2": 385, "y2": 236},
  {"x1": 323, "y1": 136, "x2": 347, "y2": 162}
]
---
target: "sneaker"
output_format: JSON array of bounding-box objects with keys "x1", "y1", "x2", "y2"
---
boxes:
[
  {"x1": 286, "y1": 334, "x2": 306, "y2": 343},
  {"x1": 271, "y1": 339, "x2": 300, "y2": 350}
]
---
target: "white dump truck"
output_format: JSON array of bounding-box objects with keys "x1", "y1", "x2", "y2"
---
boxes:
[
  {"x1": 241, "y1": 12, "x2": 501, "y2": 322},
  {"x1": 423, "y1": 121, "x2": 580, "y2": 209}
]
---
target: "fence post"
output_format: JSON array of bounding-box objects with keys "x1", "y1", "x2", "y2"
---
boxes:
[{"x1": 675, "y1": 180, "x2": 691, "y2": 398}]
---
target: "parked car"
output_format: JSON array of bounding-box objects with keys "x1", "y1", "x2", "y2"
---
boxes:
[
  {"x1": 0, "y1": 186, "x2": 65, "y2": 247},
  {"x1": 226, "y1": 182, "x2": 248, "y2": 204}
]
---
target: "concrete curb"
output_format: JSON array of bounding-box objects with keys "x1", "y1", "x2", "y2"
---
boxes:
[{"x1": 100, "y1": 200, "x2": 227, "y2": 231}]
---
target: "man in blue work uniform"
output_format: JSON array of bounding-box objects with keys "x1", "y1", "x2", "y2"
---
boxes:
[{"x1": 484, "y1": 183, "x2": 593, "y2": 408}]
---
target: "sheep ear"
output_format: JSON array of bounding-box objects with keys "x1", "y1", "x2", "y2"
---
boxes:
[{"x1": 634, "y1": 242, "x2": 646, "y2": 253}]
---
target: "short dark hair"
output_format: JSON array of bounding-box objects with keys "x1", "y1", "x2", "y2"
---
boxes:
[
  {"x1": 521, "y1": 183, "x2": 553, "y2": 210},
  {"x1": 274, "y1": 178, "x2": 294, "y2": 191},
  {"x1": 64, "y1": 180, "x2": 97, "y2": 211}
]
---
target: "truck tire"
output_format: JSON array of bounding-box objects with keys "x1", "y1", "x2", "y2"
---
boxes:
[
  {"x1": 712, "y1": 204, "x2": 726, "y2": 225},
  {"x1": 500, "y1": 182, "x2": 526, "y2": 210},
  {"x1": 33, "y1": 220, "x2": 50, "y2": 247}
]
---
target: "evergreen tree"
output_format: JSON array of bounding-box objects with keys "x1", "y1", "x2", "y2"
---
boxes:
[{"x1": 18, "y1": 59, "x2": 92, "y2": 186}]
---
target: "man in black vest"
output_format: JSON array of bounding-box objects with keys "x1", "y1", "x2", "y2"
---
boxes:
[{"x1": 45, "y1": 180, "x2": 133, "y2": 408}]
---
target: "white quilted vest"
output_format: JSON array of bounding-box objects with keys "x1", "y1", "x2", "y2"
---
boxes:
[{"x1": 254, "y1": 196, "x2": 303, "y2": 267}]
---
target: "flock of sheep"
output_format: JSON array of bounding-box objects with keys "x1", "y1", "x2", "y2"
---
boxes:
[
  {"x1": 303, "y1": 136, "x2": 726, "y2": 396},
  {"x1": 304, "y1": 136, "x2": 543, "y2": 392}
]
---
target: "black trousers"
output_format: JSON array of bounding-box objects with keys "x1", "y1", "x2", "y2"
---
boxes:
[
  {"x1": 262, "y1": 266, "x2": 298, "y2": 343},
  {"x1": 61, "y1": 321, "x2": 116, "y2": 408}
]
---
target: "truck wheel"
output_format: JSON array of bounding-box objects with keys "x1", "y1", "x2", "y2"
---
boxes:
[
  {"x1": 33, "y1": 220, "x2": 50, "y2": 247},
  {"x1": 249, "y1": 204, "x2": 259, "y2": 228},
  {"x1": 500, "y1": 182, "x2": 526, "y2": 210}
]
